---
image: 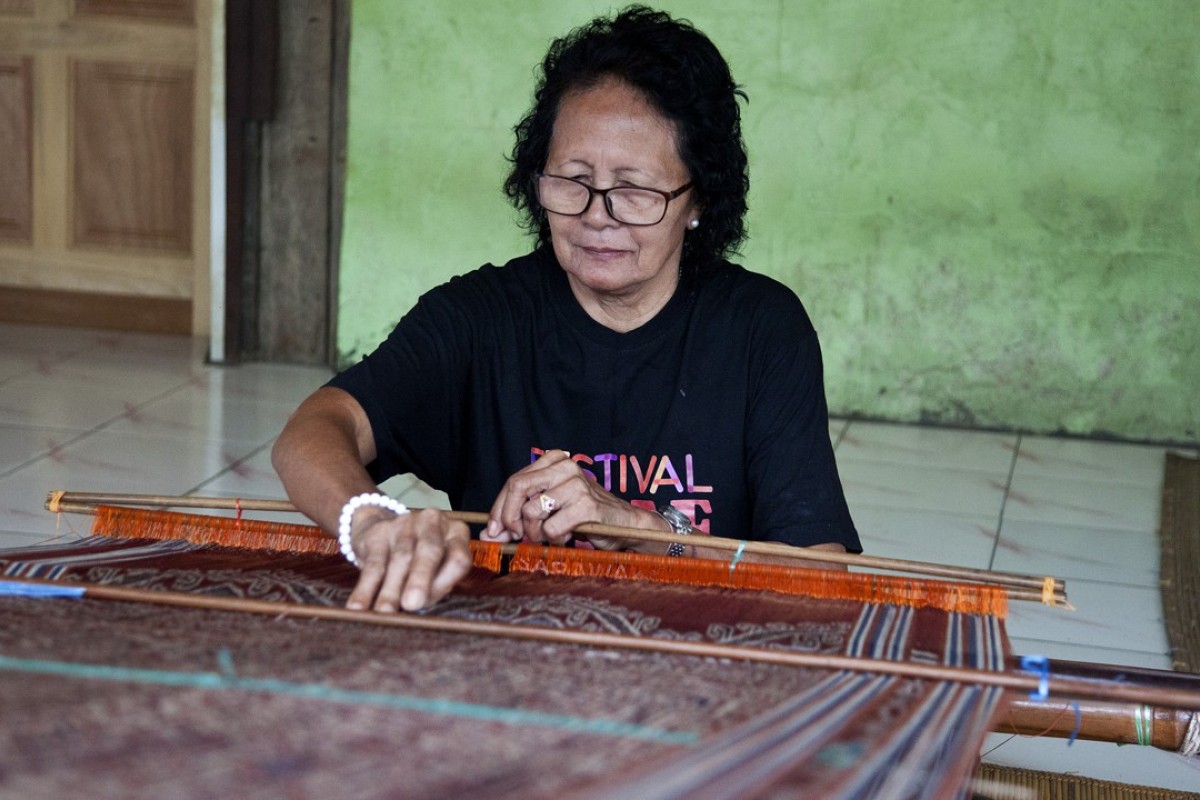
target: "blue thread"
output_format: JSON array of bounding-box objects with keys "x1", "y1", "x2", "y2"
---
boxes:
[
  {"x1": 0, "y1": 653, "x2": 697, "y2": 745},
  {"x1": 729, "y1": 541, "x2": 747, "y2": 573},
  {"x1": 216, "y1": 647, "x2": 237, "y2": 679},
  {"x1": 0, "y1": 580, "x2": 85, "y2": 599},
  {"x1": 1067, "y1": 702, "x2": 1082, "y2": 745},
  {"x1": 1019, "y1": 655, "x2": 1050, "y2": 701}
]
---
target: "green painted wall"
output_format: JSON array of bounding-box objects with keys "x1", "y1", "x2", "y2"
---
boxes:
[{"x1": 338, "y1": 0, "x2": 1200, "y2": 443}]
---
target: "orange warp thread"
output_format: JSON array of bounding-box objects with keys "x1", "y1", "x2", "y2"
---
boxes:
[
  {"x1": 91, "y1": 505, "x2": 506, "y2": 573},
  {"x1": 507, "y1": 544, "x2": 1007, "y2": 617},
  {"x1": 88, "y1": 505, "x2": 1006, "y2": 617}
]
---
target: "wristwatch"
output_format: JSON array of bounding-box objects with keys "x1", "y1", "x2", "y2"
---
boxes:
[{"x1": 657, "y1": 505, "x2": 693, "y2": 557}]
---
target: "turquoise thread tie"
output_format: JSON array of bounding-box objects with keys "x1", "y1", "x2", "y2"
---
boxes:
[{"x1": 729, "y1": 541, "x2": 747, "y2": 574}]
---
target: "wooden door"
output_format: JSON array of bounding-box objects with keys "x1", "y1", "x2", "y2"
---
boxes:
[{"x1": 0, "y1": 0, "x2": 212, "y2": 335}]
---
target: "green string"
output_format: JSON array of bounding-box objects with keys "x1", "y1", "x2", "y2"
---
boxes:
[
  {"x1": 1133, "y1": 705, "x2": 1152, "y2": 746},
  {"x1": 0, "y1": 653, "x2": 697, "y2": 745}
]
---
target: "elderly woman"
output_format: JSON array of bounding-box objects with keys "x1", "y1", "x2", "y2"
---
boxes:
[{"x1": 273, "y1": 6, "x2": 860, "y2": 613}]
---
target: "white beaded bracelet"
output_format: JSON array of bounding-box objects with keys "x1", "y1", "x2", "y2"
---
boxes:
[{"x1": 337, "y1": 492, "x2": 409, "y2": 568}]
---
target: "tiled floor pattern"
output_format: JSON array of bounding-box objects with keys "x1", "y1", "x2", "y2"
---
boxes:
[{"x1": 1, "y1": 322, "x2": 1197, "y2": 792}]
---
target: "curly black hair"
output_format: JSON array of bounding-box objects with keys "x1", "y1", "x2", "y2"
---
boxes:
[{"x1": 502, "y1": 5, "x2": 749, "y2": 272}]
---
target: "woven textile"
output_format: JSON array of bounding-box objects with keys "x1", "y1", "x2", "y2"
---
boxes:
[
  {"x1": 1161, "y1": 452, "x2": 1200, "y2": 673},
  {"x1": 0, "y1": 536, "x2": 1011, "y2": 799}
]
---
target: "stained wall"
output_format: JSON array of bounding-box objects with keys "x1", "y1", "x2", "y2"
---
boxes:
[{"x1": 338, "y1": 1, "x2": 1199, "y2": 442}]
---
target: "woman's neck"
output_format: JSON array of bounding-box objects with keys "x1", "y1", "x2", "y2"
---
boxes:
[{"x1": 566, "y1": 271, "x2": 679, "y2": 333}]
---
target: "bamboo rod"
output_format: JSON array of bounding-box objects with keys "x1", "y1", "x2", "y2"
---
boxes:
[
  {"x1": 998, "y1": 656, "x2": 1200, "y2": 751},
  {"x1": 1006, "y1": 657, "x2": 1200, "y2": 692},
  {"x1": 1002, "y1": 698, "x2": 1193, "y2": 751},
  {"x1": 45, "y1": 491, "x2": 1068, "y2": 603},
  {"x1": 4, "y1": 575, "x2": 1195, "y2": 712}
]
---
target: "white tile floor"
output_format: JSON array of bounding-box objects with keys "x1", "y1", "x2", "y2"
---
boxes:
[{"x1": 1, "y1": 322, "x2": 1197, "y2": 792}]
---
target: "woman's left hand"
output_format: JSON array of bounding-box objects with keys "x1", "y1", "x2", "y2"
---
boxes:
[{"x1": 483, "y1": 450, "x2": 661, "y2": 549}]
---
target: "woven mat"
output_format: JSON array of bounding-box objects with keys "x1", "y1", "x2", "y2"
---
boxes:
[
  {"x1": 1160, "y1": 452, "x2": 1200, "y2": 673},
  {"x1": 973, "y1": 763, "x2": 1200, "y2": 800}
]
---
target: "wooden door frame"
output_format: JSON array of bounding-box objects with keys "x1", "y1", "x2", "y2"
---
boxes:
[{"x1": 219, "y1": 0, "x2": 347, "y2": 367}]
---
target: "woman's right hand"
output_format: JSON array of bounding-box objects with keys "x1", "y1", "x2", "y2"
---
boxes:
[{"x1": 344, "y1": 506, "x2": 473, "y2": 613}]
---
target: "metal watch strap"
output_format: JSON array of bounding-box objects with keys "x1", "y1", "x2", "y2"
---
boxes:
[{"x1": 657, "y1": 505, "x2": 693, "y2": 557}]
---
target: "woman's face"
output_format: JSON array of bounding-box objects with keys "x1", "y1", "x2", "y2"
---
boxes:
[{"x1": 543, "y1": 78, "x2": 700, "y2": 322}]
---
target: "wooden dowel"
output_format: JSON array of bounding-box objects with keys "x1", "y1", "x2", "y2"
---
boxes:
[
  {"x1": 46, "y1": 491, "x2": 1067, "y2": 602},
  {"x1": 1005, "y1": 656, "x2": 1200, "y2": 691},
  {"x1": 48, "y1": 492, "x2": 300, "y2": 513},
  {"x1": 4, "y1": 575, "x2": 1196, "y2": 711},
  {"x1": 997, "y1": 657, "x2": 1200, "y2": 750},
  {"x1": 1001, "y1": 698, "x2": 1192, "y2": 751}
]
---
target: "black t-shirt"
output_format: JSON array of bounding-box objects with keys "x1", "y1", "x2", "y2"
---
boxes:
[{"x1": 328, "y1": 247, "x2": 860, "y2": 551}]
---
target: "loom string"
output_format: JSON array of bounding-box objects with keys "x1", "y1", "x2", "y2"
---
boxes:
[
  {"x1": 1134, "y1": 705, "x2": 1152, "y2": 746},
  {"x1": 48, "y1": 489, "x2": 66, "y2": 538},
  {"x1": 1001, "y1": 699, "x2": 1073, "y2": 745},
  {"x1": 978, "y1": 734, "x2": 1016, "y2": 759},
  {"x1": 47, "y1": 489, "x2": 85, "y2": 542},
  {"x1": 0, "y1": 652, "x2": 699, "y2": 745},
  {"x1": 1067, "y1": 702, "x2": 1082, "y2": 746},
  {"x1": 217, "y1": 647, "x2": 238, "y2": 680},
  {"x1": 1041, "y1": 576, "x2": 1077, "y2": 611},
  {"x1": 729, "y1": 541, "x2": 747, "y2": 574},
  {"x1": 1181, "y1": 713, "x2": 1200, "y2": 757},
  {"x1": 1019, "y1": 655, "x2": 1050, "y2": 701}
]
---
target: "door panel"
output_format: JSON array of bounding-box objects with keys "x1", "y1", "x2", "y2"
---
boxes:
[
  {"x1": 75, "y1": 0, "x2": 194, "y2": 24},
  {"x1": 0, "y1": 0, "x2": 210, "y2": 333},
  {"x1": 73, "y1": 60, "x2": 193, "y2": 253},
  {"x1": 0, "y1": 56, "x2": 32, "y2": 244}
]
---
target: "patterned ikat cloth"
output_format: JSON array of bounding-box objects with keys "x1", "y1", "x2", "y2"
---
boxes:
[{"x1": 0, "y1": 536, "x2": 1011, "y2": 799}]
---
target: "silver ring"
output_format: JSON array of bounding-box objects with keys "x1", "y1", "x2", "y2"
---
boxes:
[{"x1": 538, "y1": 493, "x2": 557, "y2": 514}]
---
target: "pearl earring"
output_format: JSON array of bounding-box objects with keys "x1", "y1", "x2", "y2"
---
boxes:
[{"x1": 688, "y1": 219, "x2": 700, "y2": 230}]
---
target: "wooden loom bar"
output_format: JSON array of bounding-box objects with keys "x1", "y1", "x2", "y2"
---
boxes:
[
  {"x1": 59, "y1": 502, "x2": 1024, "y2": 611},
  {"x1": 4, "y1": 575, "x2": 1198, "y2": 714},
  {"x1": 1002, "y1": 698, "x2": 1193, "y2": 751},
  {"x1": 998, "y1": 657, "x2": 1200, "y2": 751},
  {"x1": 51, "y1": 501, "x2": 1056, "y2": 606},
  {"x1": 1006, "y1": 658, "x2": 1200, "y2": 750},
  {"x1": 45, "y1": 491, "x2": 1067, "y2": 601}
]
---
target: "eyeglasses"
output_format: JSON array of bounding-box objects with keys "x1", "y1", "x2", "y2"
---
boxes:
[{"x1": 535, "y1": 173, "x2": 693, "y2": 226}]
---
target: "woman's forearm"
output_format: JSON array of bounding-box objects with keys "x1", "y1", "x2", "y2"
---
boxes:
[{"x1": 271, "y1": 387, "x2": 379, "y2": 533}]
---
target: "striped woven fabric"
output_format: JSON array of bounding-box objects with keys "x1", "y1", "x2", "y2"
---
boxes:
[
  {"x1": 0, "y1": 535, "x2": 1010, "y2": 799},
  {"x1": 571, "y1": 605, "x2": 1007, "y2": 799}
]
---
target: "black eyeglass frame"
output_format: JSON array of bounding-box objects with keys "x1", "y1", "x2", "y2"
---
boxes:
[{"x1": 534, "y1": 173, "x2": 694, "y2": 226}]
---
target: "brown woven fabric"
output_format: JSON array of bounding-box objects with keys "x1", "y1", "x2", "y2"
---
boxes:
[
  {"x1": 0, "y1": 593, "x2": 818, "y2": 799},
  {"x1": 0, "y1": 537, "x2": 1010, "y2": 799},
  {"x1": 1160, "y1": 453, "x2": 1200, "y2": 674}
]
